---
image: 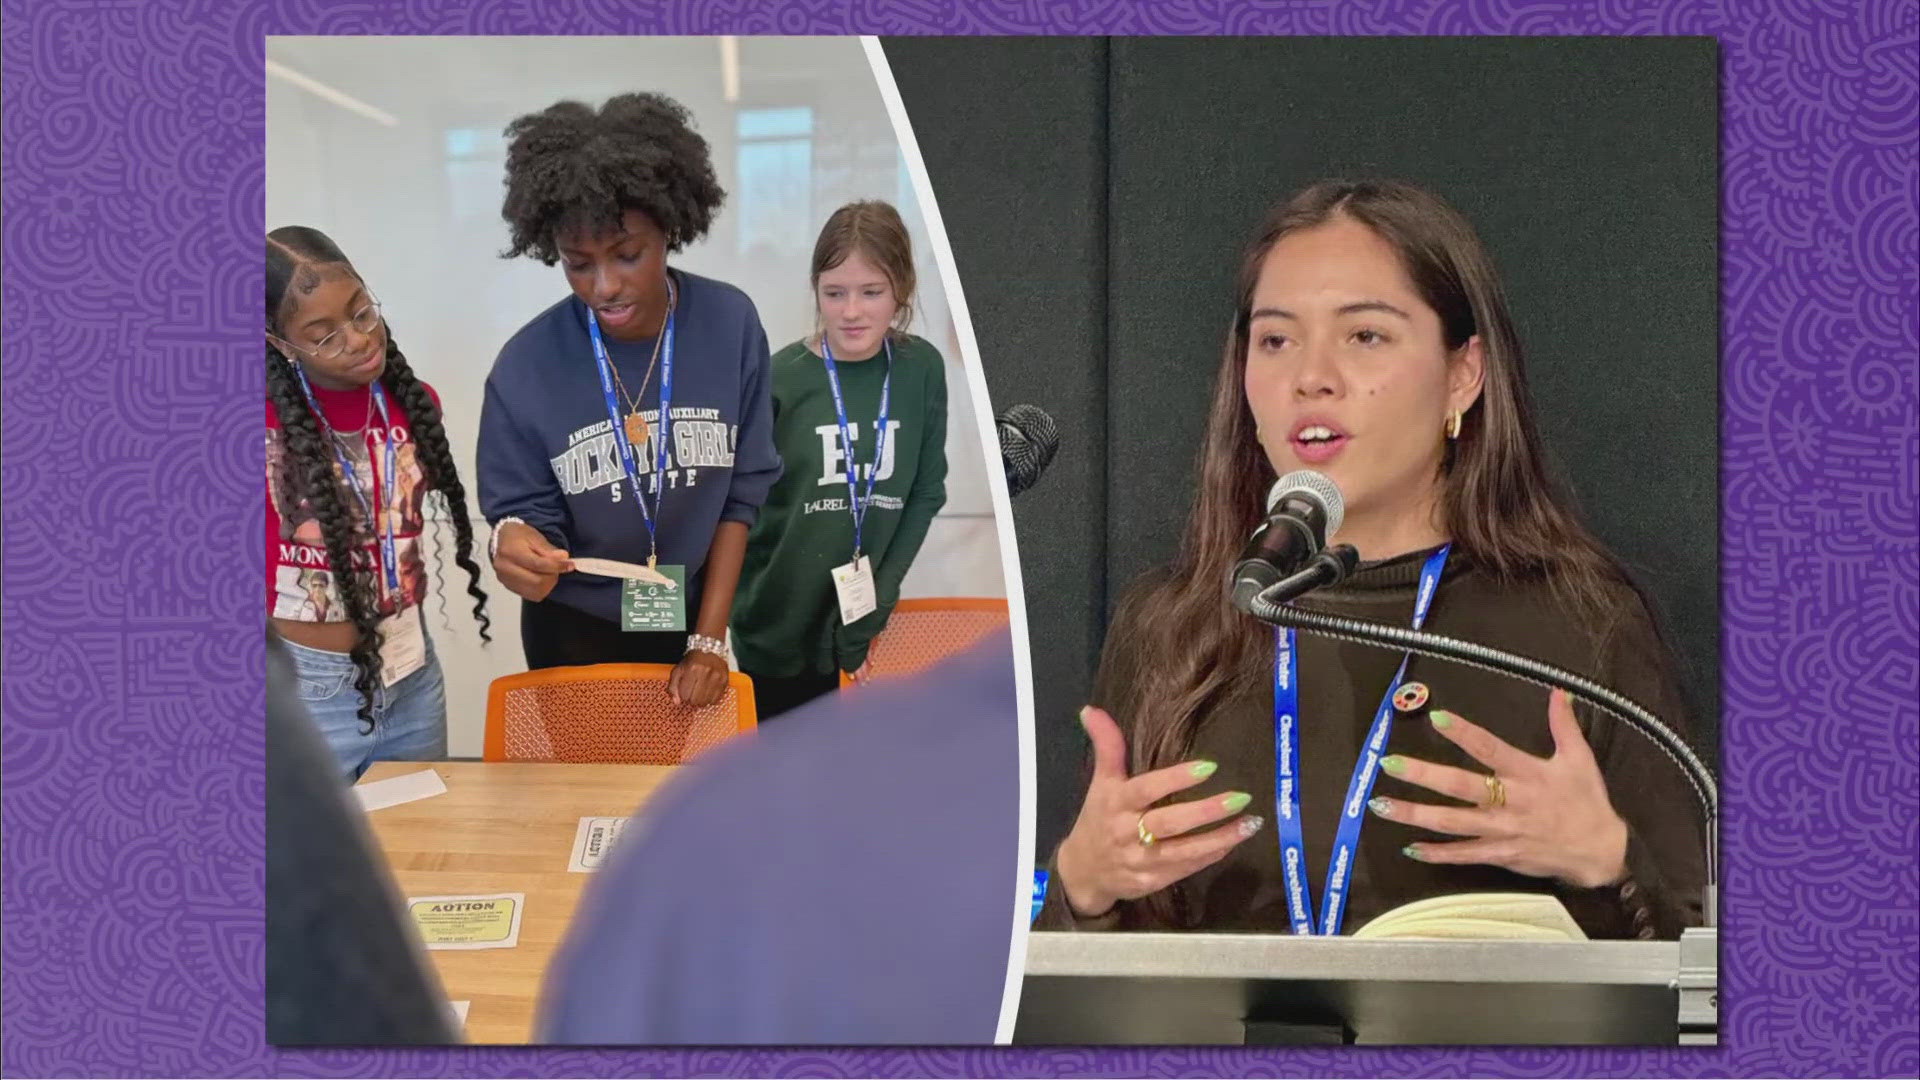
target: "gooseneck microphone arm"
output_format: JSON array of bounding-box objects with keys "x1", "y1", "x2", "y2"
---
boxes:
[{"x1": 1241, "y1": 584, "x2": 1719, "y2": 928}]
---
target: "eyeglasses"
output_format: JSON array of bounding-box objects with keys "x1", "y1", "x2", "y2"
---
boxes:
[{"x1": 274, "y1": 295, "x2": 383, "y2": 362}]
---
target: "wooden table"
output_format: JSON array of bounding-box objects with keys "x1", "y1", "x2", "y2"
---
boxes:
[{"x1": 356, "y1": 760, "x2": 678, "y2": 1044}]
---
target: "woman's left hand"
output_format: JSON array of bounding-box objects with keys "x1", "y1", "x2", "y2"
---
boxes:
[
  {"x1": 669, "y1": 649, "x2": 730, "y2": 708},
  {"x1": 1366, "y1": 689, "x2": 1628, "y2": 889},
  {"x1": 848, "y1": 659, "x2": 874, "y2": 684}
]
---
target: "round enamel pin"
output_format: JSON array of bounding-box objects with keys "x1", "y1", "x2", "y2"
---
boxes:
[{"x1": 1393, "y1": 681, "x2": 1429, "y2": 713}]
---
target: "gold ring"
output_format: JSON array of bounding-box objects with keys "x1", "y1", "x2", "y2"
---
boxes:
[
  {"x1": 1136, "y1": 815, "x2": 1156, "y2": 846},
  {"x1": 1484, "y1": 774, "x2": 1507, "y2": 808}
]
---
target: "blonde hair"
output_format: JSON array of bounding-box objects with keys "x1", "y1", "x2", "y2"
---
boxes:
[{"x1": 810, "y1": 200, "x2": 916, "y2": 337}]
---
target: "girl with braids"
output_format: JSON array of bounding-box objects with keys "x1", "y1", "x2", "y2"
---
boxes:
[
  {"x1": 267, "y1": 226, "x2": 492, "y2": 781},
  {"x1": 732, "y1": 201, "x2": 950, "y2": 720},
  {"x1": 479, "y1": 93, "x2": 780, "y2": 702},
  {"x1": 1036, "y1": 181, "x2": 1708, "y2": 940}
]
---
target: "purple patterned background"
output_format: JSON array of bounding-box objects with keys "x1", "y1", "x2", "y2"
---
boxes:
[{"x1": 2, "y1": 0, "x2": 1914, "y2": 1076}]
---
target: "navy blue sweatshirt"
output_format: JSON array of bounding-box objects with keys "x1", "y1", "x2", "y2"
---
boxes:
[{"x1": 478, "y1": 269, "x2": 783, "y2": 624}]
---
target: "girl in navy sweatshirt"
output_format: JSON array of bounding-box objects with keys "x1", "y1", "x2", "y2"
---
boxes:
[{"x1": 478, "y1": 93, "x2": 781, "y2": 706}]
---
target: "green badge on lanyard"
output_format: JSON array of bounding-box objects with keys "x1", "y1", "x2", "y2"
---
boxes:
[
  {"x1": 620, "y1": 564, "x2": 686, "y2": 632},
  {"x1": 588, "y1": 275, "x2": 687, "y2": 634}
]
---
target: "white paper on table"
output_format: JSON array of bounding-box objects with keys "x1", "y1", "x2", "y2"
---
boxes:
[
  {"x1": 353, "y1": 768, "x2": 448, "y2": 812},
  {"x1": 568, "y1": 816, "x2": 631, "y2": 873},
  {"x1": 448, "y1": 1000, "x2": 471, "y2": 1029}
]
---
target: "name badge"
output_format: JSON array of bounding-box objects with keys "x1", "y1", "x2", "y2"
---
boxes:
[
  {"x1": 831, "y1": 555, "x2": 878, "y2": 625},
  {"x1": 379, "y1": 610, "x2": 428, "y2": 687},
  {"x1": 621, "y1": 565, "x2": 686, "y2": 632}
]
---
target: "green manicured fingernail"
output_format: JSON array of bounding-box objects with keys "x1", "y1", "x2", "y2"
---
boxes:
[
  {"x1": 1431, "y1": 710, "x2": 1456, "y2": 730},
  {"x1": 1380, "y1": 755, "x2": 1408, "y2": 775},
  {"x1": 1222, "y1": 791, "x2": 1251, "y2": 813},
  {"x1": 1190, "y1": 760, "x2": 1218, "y2": 779}
]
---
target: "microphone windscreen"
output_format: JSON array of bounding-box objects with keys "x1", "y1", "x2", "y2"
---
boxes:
[
  {"x1": 1268, "y1": 469, "x2": 1344, "y2": 538},
  {"x1": 998, "y1": 404, "x2": 1059, "y2": 497}
]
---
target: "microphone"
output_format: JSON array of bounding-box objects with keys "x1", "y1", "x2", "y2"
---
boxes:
[
  {"x1": 997, "y1": 404, "x2": 1059, "y2": 498},
  {"x1": 1230, "y1": 470, "x2": 1349, "y2": 610}
]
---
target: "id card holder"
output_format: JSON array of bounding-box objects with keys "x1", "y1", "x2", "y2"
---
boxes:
[
  {"x1": 378, "y1": 610, "x2": 428, "y2": 687},
  {"x1": 831, "y1": 555, "x2": 878, "y2": 625},
  {"x1": 621, "y1": 565, "x2": 686, "y2": 632}
]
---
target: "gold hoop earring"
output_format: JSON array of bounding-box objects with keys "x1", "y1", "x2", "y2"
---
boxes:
[{"x1": 1445, "y1": 410, "x2": 1462, "y2": 441}]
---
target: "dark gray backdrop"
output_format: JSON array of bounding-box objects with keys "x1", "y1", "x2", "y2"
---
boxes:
[{"x1": 886, "y1": 36, "x2": 1720, "y2": 856}]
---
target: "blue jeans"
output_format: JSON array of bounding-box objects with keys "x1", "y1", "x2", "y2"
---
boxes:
[{"x1": 284, "y1": 622, "x2": 448, "y2": 783}]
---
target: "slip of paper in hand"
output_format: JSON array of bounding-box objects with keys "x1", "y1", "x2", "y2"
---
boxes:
[{"x1": 571, "y1": 557, "x2": 677, "y2": 588}]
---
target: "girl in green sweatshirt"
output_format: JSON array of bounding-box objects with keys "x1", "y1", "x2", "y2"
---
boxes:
[{"x1": 732, "y1": 201, "x2": 949, "y2": 719}]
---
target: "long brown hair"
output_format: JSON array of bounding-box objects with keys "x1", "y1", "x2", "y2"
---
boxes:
[
  {"x1": 810, "y1": 199, "x2": 917, "y2": 340},
  {"x1": 1114, "y1": 180, "x2": 1644, "y2": 882}
]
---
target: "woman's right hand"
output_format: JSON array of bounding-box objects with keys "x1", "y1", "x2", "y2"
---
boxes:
[
  {"x1": 492, "y1": 521, "x2": 573, "y2": 602},
  {"x1": 1052, "y1": 705, "x2": 1267, "y2": 919}
]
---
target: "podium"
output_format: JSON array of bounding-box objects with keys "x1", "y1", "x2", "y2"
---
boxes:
[{"x1": 1015, "y1": 929, "x2": 1718, "y2": 1045}]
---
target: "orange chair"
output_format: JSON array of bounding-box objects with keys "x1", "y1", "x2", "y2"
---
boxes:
[
  {"x1": 483, "y1": 663, "x2": 757, "y2": 764},
  {"x1": 840, "y1": 598, "x2": 1011, "y2": 688}
]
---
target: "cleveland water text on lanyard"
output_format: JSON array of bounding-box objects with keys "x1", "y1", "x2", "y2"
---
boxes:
[
  {"x1": 293, "y1": 367, "x2": 402, "y2": 607},
  {"x1": 820, "y1": 334, "x2": 893, "y2": 559},
  {"x1": 587, "y1": 277, "x2": 677, "y2": 568},
  {"x1": 1273, "y1": 543, "x2": 1451, "y2": 936}
]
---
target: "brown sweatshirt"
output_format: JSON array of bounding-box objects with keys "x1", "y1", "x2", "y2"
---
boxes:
[{"x1": 1036, "y1": 546, "x2": 1709, "y2": 940}]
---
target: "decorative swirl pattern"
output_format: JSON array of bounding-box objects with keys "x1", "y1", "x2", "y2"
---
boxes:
[{"x1": 2, "y1": 0, "x2": 1914, "y2": 1076}]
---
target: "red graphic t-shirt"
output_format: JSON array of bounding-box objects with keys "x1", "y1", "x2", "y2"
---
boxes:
[{"x1": 266, "y1": 380, "x2": 438, "y2": 622}]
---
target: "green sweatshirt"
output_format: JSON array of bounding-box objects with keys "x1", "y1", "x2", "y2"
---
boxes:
[{"x1": 732, "y1": 333, "x2": 949, "y2": 676}]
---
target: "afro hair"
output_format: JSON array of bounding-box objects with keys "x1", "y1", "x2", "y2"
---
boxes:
[{"x1": 500, "y1": 92, "x2": 726, "y2": 264}]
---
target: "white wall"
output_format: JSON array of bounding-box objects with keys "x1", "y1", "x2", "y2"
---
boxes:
[{"x1": 266, "y1": 36, "x2": 1004, "y2": 756}]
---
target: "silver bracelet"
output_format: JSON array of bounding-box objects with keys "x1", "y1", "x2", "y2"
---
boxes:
[
  {"x1": 488, "y1": 516, "x2": 527, "y2": 565},
  {"x1": 686, "y1": 633, "x2": 730, "y2": 659}
]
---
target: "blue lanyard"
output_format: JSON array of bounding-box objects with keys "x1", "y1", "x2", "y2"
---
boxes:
[
  {"x1": 820, "y1": 336, "x2": 892, "y2": 558},
  {"x1": 293, "y1": 367, "x2": 401, "y2": 599},
  {"x1": 1273, "y1": 543, "x2": 1451, "y2": 936},
  {"x1": 586, "y1": 280, "x2": 676, "y2": 561}
]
